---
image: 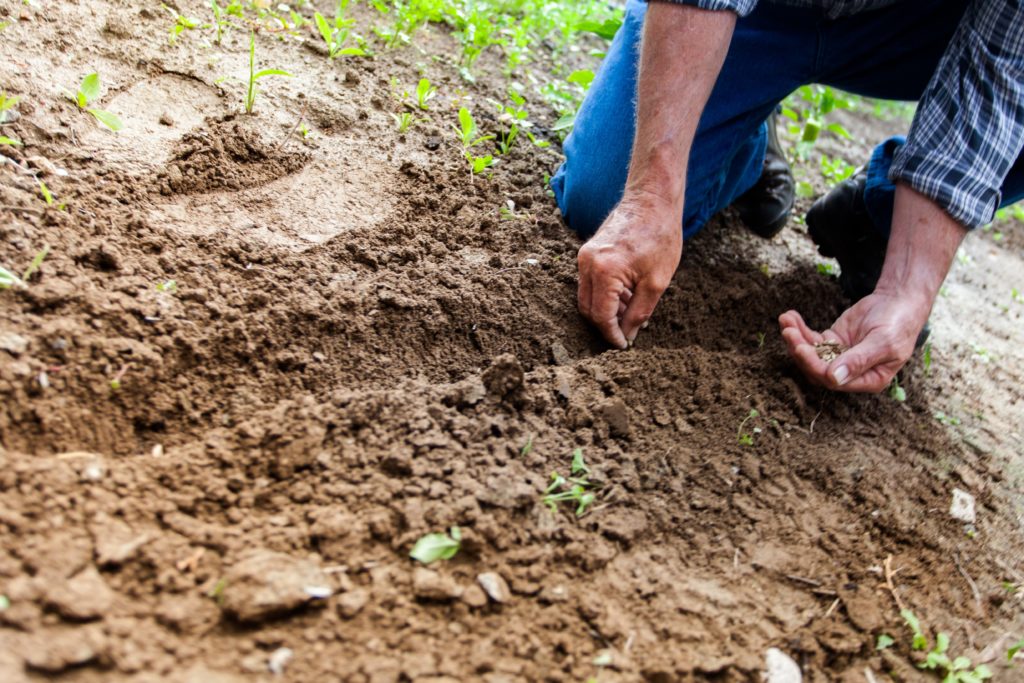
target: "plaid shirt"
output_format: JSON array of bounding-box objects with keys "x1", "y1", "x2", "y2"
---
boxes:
[{"x1": 657, "y1": 0, "x2": 1024, "y2": 228}]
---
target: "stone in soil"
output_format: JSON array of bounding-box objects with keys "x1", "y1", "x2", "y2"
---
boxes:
[
  {"x1": 476, "y1": 572, "x2": 511, "y2": 603},
  {"x1": 220, "y1": 549, "x2": 332, "y2": 623},
  {"x1": 336, "y1": 588, "x2": 370, "y2": 619},
  {"x1": 412, "y1": 567, "x2": 462, "y2": 601},
  {"x1": 44, "y1": 566, "x2": 115, "y2": 621}
]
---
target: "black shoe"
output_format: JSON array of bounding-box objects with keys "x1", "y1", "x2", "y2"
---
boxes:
[
  {"x1": 806, "y1": 170, "x2": 931, "y2": 347},
  {"x1": 733, "y1": 111, "x2": 795, "y2": 239}
]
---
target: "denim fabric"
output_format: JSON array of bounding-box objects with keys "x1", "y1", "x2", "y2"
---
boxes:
[{"x1": 551, "y1": 0, "x2": 1024, "y2": 240}]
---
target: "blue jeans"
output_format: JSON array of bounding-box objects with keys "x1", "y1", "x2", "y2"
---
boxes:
[{"x1": 551, "y1": 0, "x2": 1024, "y2": 240}]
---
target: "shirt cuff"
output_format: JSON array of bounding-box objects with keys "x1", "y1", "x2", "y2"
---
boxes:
[
  {"x1": 646, "y1": 0, "x2": 758, "y2": 18},
  {"x1": 889, "y1": 143, "x2": 1002, "y2": 229}
]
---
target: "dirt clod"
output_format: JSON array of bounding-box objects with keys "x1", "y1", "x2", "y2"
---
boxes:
[
  {"x1": 44, "y1": 567, "x2": 114, "y2": 621},
  {"x1": 412, "y1": 568, "x2": 462, "y2": 602},
  {"x1": 476, "y1": 572, "x2": 511, "y2": 603},
  {"x1": 221, "y1": 550, "x2": 332, "y2": 623}
]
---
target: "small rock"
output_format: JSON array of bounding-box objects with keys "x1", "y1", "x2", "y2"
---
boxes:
[
  {"x1": 424, "y1": 136, "x2": 441, "y2": 151},
  {"x1": 158, "y1": 113, "x2": 175, "y2": 126},
  {"x1": 267, "y1": 647, "x2": 293, "y2": 676},
  {"x1": 538, "y1": 584, "x2": 570, "y2": 604},
  {"x1": 482, "y1": 354, "x2": 524, "y2": 398},
  {"x1": 221, "y1": 549, "x2": 331, "y2": 622},
  {"x1": 549, "y1": 342, "x2": 570, "y2": 366},
  {"x1": 336, "y1": 587, "x2": 369, "y2": 619},
  {"x1": 765, "y1": 648, "x2": 802, "y2": 683},
  {"x1": 950, "y1": 488, "x2": 976, "y2": 523},
  {"x1": 0, "y1": 332, "x2": 29, "y2": 355},
  {"x1": 24, "y1": 626, "x2": 105, "y2": 673},
  {"x1": 412, "y1": 568, "x2": 462, "y2": 602},
  {"x1": 45, "y1": 567, "x2": 114, "y2": 621},
  {"x1": 476, "y1": 572, "x2": 511, "y2": 603},
  {"x1": 461, "y1": 584, "x2": 488, "y2": 608}
]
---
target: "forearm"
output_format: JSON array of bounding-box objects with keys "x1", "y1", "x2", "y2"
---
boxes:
[
  {"x1": 625, "y1": 2, "x2": 736, "y2": 215},
  {"x1": 875, "y1": 183, "x2": 968, "y2": 308}
]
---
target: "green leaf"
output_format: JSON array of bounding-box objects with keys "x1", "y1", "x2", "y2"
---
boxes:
[
  {"x1": 0, "y1": 595, "x2": 9, "y2": 610},
  {"x1": 22, "y1": 245, "x2": 49, "y2": 282},
  {"x1": 76, "y1": 91, "x2": 88, "y2": 109},
  {"x1": 876, "y1": 634, "x2": 895, "y2": 651},
  {"x1": 519, "y1": 435, "x2": 533, "y2": 457},
  {"x1": 1008, "y1": 638, "x2": 1024, "y2": 661},
  {"x1": 551, "y1": 113, "x2": 575, "y2": 132},
  {"x1": 410, "y1": 529, "x2": 460, "y2": 564},
  {"x1": 253, "y1": 69, "x2": 292, "y2": 80},
  {"x1": 39, "y1": 180, "x2": 54, "y2": 206},
  {"x1": 79, "y1": 73, "x2": 101, "y2": 104},
  {"x1": 567, "y1": 69, "x2": 594, "y2": 90},
  {"x1": 972, "y1": 664, "x2": 993, "y2": 680},
  {"x1": 934, "y1": 632, "x2": 950, "y2": 654},
  {"x1": 314, "y1": 12, "x2": 334, "y2": 49},
  {"x1": 576, "y1": 17, "x2": 622, "y2": 40},
  {"x1": 0, "y1": 265, "x2": 25, "y2": 290},
  {"x1": 88, "y1": 109, "x2": 123, "y2": 132},
  {"x1": 571, "y1": 448, "x2": 589, "y2": 476},
  {"x1": 0, "y1": 135, "x2": 21, "y2": 146},
  {"x1": 826, "y1": 122, "x2": 852, "y2": 139},
  {"x1": 336, "y1": 47, "x2": 365, "y2": 56},
  {"x1": 458, "y1": 107, "x2": 475, "y2": 145}
]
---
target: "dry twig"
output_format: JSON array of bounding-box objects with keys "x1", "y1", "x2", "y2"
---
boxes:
[{"x1": 882, "y1": 554, "x2": 907, "y2": 611}]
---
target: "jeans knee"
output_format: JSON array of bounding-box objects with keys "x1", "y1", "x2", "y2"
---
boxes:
[{"x1": 552, "y1": 158, "x2": 620, "y2": 239}]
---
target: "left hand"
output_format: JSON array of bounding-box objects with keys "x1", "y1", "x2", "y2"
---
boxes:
[{"x1": 779, "y1": 289, "x2": 931, "y2": 393}]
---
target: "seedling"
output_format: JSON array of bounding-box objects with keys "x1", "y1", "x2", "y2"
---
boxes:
[
  {"x1": 0, "y1": 135, "x2": 20, "y2": 146},
  {"x1": 207, "y1": 577, "x2": 227, "y2": 604},
  {"x1": 21, "y1": 245, "x2": 49, "y2": 283},
  {"x1": 0, "y1": 266, "x2": 23, "y2": 290},
  {"x1": 876, "y1": 634, "x2": 895, "y2": 651},
  {"x1": 519, "y1": 434, "x2": 534, "y2": 457},
  {"x1": 410, "y1": 526, "x2": 461, "y2": 564},
  {"x1": 543, "y1": 448, "x2": 597, "y2": 517},
  {"x1": 163, "y1": 4, "x2": 200, "y2": 44},
  {"x1": 933, "y1": 411, "x2": 960, "y2": 426},
  {"x1": 0, "y1": 595, "x2": 8, "y2": 610},
  {"x1": 109, "y1": 364, "x2": 129, "y2": 391},
  {"x1": 39, "y1": 180, "x2": 54, "y2": 206},
  {"x1": 889, "y1": 377, "x2": 906, "y2": 402},
  {"x1": 454, "y1": 107, "x2": 495, "y2": 175},
  {"x1": 737, "y1": 409, "x2": 760, "y2": 446},
  {"x1": 244, "y1": 33, "x2": 292, "y2": 114},
  {"x1": 67, "y1": 73, "x2": 123, "y2": 131},
  {"x1": 0, "y1": 91, "x2": 20, "y2": 124},
  {"x1": 923, "y1": 342, "x2": 932, "y2": 373},
  {"x1": 816, "y1": 261, "x2": 837, "y2": 276},
  {"x1": 210, "y1": 0, "x2": 229, "y2": 44},
  {"x1": 899, "y1": 609, "x2": 992, "y2": 681},
  {"x1": 1008, "y1": 638, "x2": 1024, "y2": 661},
  {"x1": 156, "y1": 279, "x2": 178, "y2": 293},
  {"x1": 415, "y1": 78, "x2": 436, "y2": 110},
  {"x1": 390, "y1": 111, "x2": 415, "y2": 133},
  {"x1": 314, "y1": 10, "x2": 366, "y2": 58}
]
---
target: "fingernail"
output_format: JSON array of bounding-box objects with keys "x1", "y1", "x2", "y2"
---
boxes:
[{"x1": 833, "y1": 365, "x2": 850, "y2": 386}]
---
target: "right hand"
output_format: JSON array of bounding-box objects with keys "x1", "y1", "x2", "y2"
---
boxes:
[{"x1": 577, "y1": 192, "x2": 683, "y2": 349}]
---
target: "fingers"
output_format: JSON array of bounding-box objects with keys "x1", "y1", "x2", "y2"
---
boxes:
[
  {"x1": 621, "y1": 280, "x2": 666, "y2": 345},
  {"x1": 829, "y1": 339, "x2": 901, "y2": 392},
  {"x1": 778, "y1": 310, "x2": 823, "y2": 345},
  {"x1": 577, "y1": 261, "x2": 593, "y2": 320}
]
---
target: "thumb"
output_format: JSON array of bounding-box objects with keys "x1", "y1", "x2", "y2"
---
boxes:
[
  {"x1": 829, "y1": 335, "x2": 894, "y2": 389},
  {"x1": 621, "y1": 281, "x2": 665, "y2": 344}
]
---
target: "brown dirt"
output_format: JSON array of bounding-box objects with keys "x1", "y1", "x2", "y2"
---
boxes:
[{"x1": 1, "y1": 1, "x2": 1023, "y2": 682}]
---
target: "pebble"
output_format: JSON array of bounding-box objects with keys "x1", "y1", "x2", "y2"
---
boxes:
[
  {"x1": 461, "y1": 584, "x2": 488, "y2": 609},
  {"x1": 221, "y1": 550, "x2": 332, "y2": 622},
  {"x1": 765, "y1": 648, "x2": 802, "y2": 683},
  {"x1": 267, "y1": 647, "x2": 293, "y2": 676},
  {"x1": 0, "y1": 332, "x2": 29, "y2": 355},
  {"x1": 336, "y1": 587, "x2": 369, "y2": 619},
  {"x1": 412, "y1": 568, "x2": 462, "y2": 601},
  {"x1": 950, "y1": 488, "x2": 976, "y2": 523},
  {"x1": 476, "y1": 572, "x2": 511, "y2": 603},
  {"x1": 550, "y1": 342, "x2": 570, "y2": 366},
  {"x1": 45, "y1": 567, "x2": 114, "y2": 621}
]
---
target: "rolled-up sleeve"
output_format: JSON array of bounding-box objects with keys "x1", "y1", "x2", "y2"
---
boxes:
[
  {"x1": 889, "y1": 0, "x2": 1024, "y2": 228},
  {"x1": 646, "y1": 0, "x2": 759, "y2": 18}
]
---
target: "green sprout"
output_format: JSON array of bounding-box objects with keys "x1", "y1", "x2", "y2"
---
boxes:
[
  {"x1": 156, "y1": 279, "x2": 178, "y2": 293},
  {"x1": 244, "y1": 33, "x2": 292, "y2": 114},
  {"x1": 1008, "y1": 638, "x2": 1024, "y2": 662},
  {"x1": 68, "y1": 73, "x2": 123, "y2": 131},
  {"x1": 923, "y1": 342, "x2": 933, "y2": 373},
  {"x1": 207, "y1": 577, "x2": 228, "y2": 604},
  {"x1": 737, "y1": 408, "x2": 760, "y2": 446},
  {"x1": 0, "y1": 595, "x2": 9, "y2": 611},
  {"x1": 163, "y1": 3, "x2": 200, "y2": 44},
  {"x1": 876, "y1": 634, "x2": 895, "y2": 651},
  {"x1": 543, "y1": 448, "x2": 597, "y2": 517},
  {"x1": 415, "y1": 78, "x2": 436, "y2": 110},
  {"x1": 314, "y1": 9, "x2": 366, "y2": 59},
  {"x1": 39, "y1": 180, "x2": 54, "y2": 206},
  {"x1": 899, "y1": 609, "x2": 992, "y2": 681},
  {"x1": 0, "y1": 135, "x2": 20, "y2": 147},
  {"x1": 0, "y1": 91, "x2": 20, "y2": 124},
  {"x1": 410, "y1": 526, "x2": 461, "y2": 564},
  {"x1": 454, "y1": 107, "x2": 495, "y2": 175},
  {"x1": 889, "y1": 377, "x2": 907, "y2": 402},
  {"x1": 21, "y1": 245, "x2": 49, "y2": 283},
  {"x1": 519, "y1": 434, "x2": 534, "y2": 457},
  {"x1": 390, "y1": 111, "x2": 415, "y2": 133},
  {"x1": 210, "y1": 0, "x2": 229, "y2": 45}
]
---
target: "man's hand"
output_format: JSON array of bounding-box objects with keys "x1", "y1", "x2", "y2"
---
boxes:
[
  {"x1": 781, "y1": 183, "x2": 967, "y2": 392},
  {"x1": 574, "y1": 3, "x2": 736, "y2": 348},
  {"x1": 779, "y1": 290, "x2": 929, "y2": 392},
  {"x1": 578, "y1": 194, "x2": 682, "y2": 349}
]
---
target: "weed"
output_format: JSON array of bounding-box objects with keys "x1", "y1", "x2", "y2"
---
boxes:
[
  {"x1": 900, "y1": 609, "x2": 992, "y2": 681},
  {"x1": 391, "y1": 111, "x2": 416, "y2": 133},
  {"x1": 410, "y1": 526, "x2": 461, "y2": 564},
  {"x1": 816, "y1": 261, "x2": 837, "y2": 277},
  {"x1": 454, "y1": 107, "x2": 495, "y2": 175},
  {"x1": 876, "y1": 634, "x2": 895, "y2": 651},
  {"x1": 0, "y1": 91, "x2": 20, "y2": 124},
  {"x1": 38, "y1": 180, "x2": 54, "y2": 206},
  {"x1": 207, "y1": 577, "x2": 227, "y2": 604},
  {"x1": 68, "y1": 73, "x2": 123, "y2": 132},
  {"x1": 933, "y1": 411, "x2": 960, "y2": 426},
  {"x1": 520, "y1": 435, "x2": 534, "y2": 457},
  {"x1": 923, "y1": 342, "x2": 932, "y2": 373},
  {"x1": 210, "y1": 0, "x2": 230, "y2": 44},
  {"x1": 244, "y1": 33, "x2": 292, "y2": 114},
  {"x1": 156, "y1": 280, "x2": 178, "y2": 293},
  {"x1": 737, "y1": 408, "x2": 760, "y2": 446},
  {"x1": 889, "y1": 377, "x2": 907, "y2": 402},
  {"x1": 415, "y1": 78, "x2": 436, "y2": 110},
  {"x1": 1012, "y1": 288, "x2": 1023, "y2": 304},
  {"x1": 21, "y1": 245, "x2": 49, "y2": 283},
  {"x1": 1009, "y1": 638, "x2": 1024, "y2": 661},
  {"x1": 781, "y1": 85, "x2": 854, "y2": 159},
  {"x1": 314, "y1": 7, "x2": 366, "y2": 59},
  {"x1": 820, "y1": 154, "x2": 856, "y2": 186},
  {"x1": 163, "y1": 4, "x2": 200, "y2": 44},
  {"x1": 756, "y1": 332, "x2": 766, "y2": 349},
  {"x1": 0, "y1": 266, "x2": 24, "y2": 290},
  {"x1": 543, "y1": 448, "x2": 597, "y2": 517},
  {"x1": 0, "y1": 135, "x2": 19, "y2": 146},
  {"x1": 109, "y1": 364, "x2": 129, "y2": 391}
]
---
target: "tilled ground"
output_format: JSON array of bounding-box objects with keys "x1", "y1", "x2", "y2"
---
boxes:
[{"x1": 1, "y1": 1, "x2": 1022, "y2": 681}]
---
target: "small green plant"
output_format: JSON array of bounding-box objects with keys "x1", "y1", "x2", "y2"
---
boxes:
[
  {"x1": 737, "y1": 408, "x2": 760, "y2": 446},
  {"x1": 68, "y1": 73, "x2": 123, "y2": 131},
  {"x1": 163, "y1": 4, "x2": 200, "y2": 44},
  {"x1": 901, "y1": 609, "x2": 992, "y2": 682},
  {"x1": 0, "y1": 135, "x2": 20, "y2": 146},
  {"x1": 21, "y1": 245, "x2": 49, "y2": 283},
  {"x1": 210, "y1": 0, "x2": 229, "y2": 44},
  {"x1": 543, "y1": 448, "x2": 597, "y2": 517},
  {"x1": 877, "y1": 634, "x2": 895, "y2": 651},
  {"x1": 816, "y1": 261, "x2": 837, "y2": 277},
  {"x1": 933, "y1": 411, "x2": 961, "y2": 426},
  {"x1": 39, "y1": 180, "x2": 54, "y2": 206},
  {"x1": 1012, "y1": 287, "x2": 1023, "y2": 304},
  {"x1": 156, "y1": 279, "x2": 178, "y2": 293},
  {"x1": 889, "y1": 377, "x2": 907, "y2": 402},
  {"x1": 415, "y1": 78, "x2": 436, "y2": 110},
  {"x1": 1008, "y1": 638, "x2": 1023, "y2": 661},
  {"x1": 207, "y1": 577, "x2": 227, "y2": 604},
  {"x1": 314, "y1": 9, "x2": 366, "y2": 58},
  {"x1": 820, "y1": 154, "x2": 856, "y2": 186},
  {"x1": 519, "y1": 434, "x2": 533, "y2": 457},
  {"x1": 0, "y1": 91, "x2": 20, "y2": 124},
  {"x1": 410, "y1": 526, "x2": 461, "y2": 564},
  {"x1": 454, "y1": 107, "x2": 495, "y2": 175},
  {"x1": 244, "y1": 33, "x2": 292, "y2": 114},
  {"x1": 390, "y1": 111, "x2": 415, "y2": 133},
  {"x1": 923, "y1": 342, "x2": 933, "y2": 373},
  {"x1": 0, "y1": 595, "x2": 9, "y2": 611},
  {"x1": 781, "y1": 85, "x2": 854, "y2": 159}
]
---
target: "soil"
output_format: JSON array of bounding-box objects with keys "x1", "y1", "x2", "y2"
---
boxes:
[{"x1": 1, "y1": 2, "x2": 1023, "y2": 682}]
